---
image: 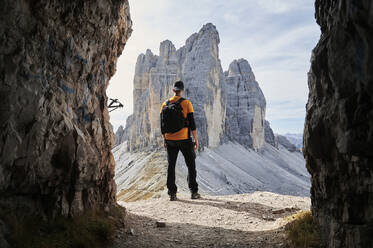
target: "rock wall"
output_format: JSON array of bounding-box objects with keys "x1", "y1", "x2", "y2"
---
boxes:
[
  {"x1": 121, "y1": 24, "x2": 275, "y2": 152},
  {"x1": 304, "y1": 0, "x2": 373, "y2": 247},
  {"x1": 0, "y1": 0, "x2": 132, "y2": 217}
]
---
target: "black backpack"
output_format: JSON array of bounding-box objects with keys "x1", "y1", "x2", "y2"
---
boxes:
[{"x1": 161, "y1": 98, "x2": 188, "y2": 133}]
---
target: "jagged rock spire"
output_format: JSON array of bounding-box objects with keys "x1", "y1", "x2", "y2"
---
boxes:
[{"x1": 120, "y1": 24, "x2": 275, "y2": 152}]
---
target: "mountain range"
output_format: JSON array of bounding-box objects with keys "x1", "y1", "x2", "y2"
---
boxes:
[{"x1": 113, "y1": 23, "x2": 310, "y2": 201}]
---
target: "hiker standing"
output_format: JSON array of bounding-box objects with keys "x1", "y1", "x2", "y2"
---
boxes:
[{"x1": 160, "y1": 81, "x2": 201, "y2": 201}]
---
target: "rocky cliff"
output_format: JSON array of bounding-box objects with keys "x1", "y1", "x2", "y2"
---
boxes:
[
  {"x1": 304, "y1": 0, "x2": 373, "y2": 247},
  {"x1": 224, "y1": 59, "x2": 267, "y2": 150},
  {"x1": 0, "y1": 0, "x2": 132, "y2": 217},
  {"x1": 120, "y1": 23, "x2": 274, "y2": 152}
]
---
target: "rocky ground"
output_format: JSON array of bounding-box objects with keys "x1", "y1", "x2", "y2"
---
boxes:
[{"x1": 113, "y1": 192, "x2": 310, "y2": 248}]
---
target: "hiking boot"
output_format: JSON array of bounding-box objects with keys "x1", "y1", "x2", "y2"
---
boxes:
[
  {"x1": 191, "y1": 192, "x2": 201, "y2": 199},
  {"x1": 170, "y1": 194, "x2": 178, "y2": 201}
]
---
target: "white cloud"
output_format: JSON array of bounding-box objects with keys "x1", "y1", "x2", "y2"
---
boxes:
[{"x1": 257, "y1": 0, "x2": 310, "y2": 14}]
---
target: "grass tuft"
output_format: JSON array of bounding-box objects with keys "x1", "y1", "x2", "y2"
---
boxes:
[
  {"x1": 284, "y1": 210, "x2": 322, "y2": 248},
  {"x1": 0, "y1": 205, "x2": 125, "y2": 248}
]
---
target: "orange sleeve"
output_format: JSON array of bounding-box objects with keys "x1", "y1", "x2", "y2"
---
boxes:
[
  {"x1": 160, "y1": 102, "x2": 166, "y2": 114},
  {"x1": 188, "y1": 100, "x2": 194, "y2": 113}
]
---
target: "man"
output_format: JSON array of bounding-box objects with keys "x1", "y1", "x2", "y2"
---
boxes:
[{"x1": 160, "y1": 80, "x2": 201, "y2": 201}]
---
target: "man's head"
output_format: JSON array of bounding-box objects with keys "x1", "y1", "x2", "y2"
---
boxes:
[{"x1": 172, "y1": 81, "x2": 184, "y2": 96}]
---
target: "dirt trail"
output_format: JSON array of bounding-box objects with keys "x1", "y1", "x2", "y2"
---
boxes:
[{"x1": 113, "y1": 192, "x2": 310, "y2": 248}]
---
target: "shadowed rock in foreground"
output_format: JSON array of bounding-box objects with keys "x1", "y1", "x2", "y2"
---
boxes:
[
  {"x1": 0, "y1": 0, "x2": 132, "y2": 217},
  {"x1": 304, "y1": 0, "x2": 373, "y2": 247}
]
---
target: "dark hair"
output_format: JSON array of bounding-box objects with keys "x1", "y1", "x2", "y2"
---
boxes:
[
  {"x1": 173, "y1": 81, "x2": 184, "y2": 91},
  {"x1": 173, "y1": 89, "x2": 182, "y2": 95}
]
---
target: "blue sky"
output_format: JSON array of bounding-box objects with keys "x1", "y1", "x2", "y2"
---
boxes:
[{"x1": 107, "y1": 0, "x2": 320, "y2": 134}]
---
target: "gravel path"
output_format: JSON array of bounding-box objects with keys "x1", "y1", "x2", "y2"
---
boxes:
[{"x1": 113, "y1": 192, "x2": 310, "y2": 248}]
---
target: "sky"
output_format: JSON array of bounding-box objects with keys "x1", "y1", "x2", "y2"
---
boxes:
[{"x1": 107, "y1": 0, "x2": 320, "y2": 134}]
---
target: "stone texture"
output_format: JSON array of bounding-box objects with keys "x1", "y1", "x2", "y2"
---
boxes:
[
  {"x1": 0, "y1": 220, "x2": 10, "y2": 248},
  {"x1": 0, "y1": 0, "x2": 132, "y2": 217},
  {"x1": 304, "y1": 0, "x2": 373, "y2": 247},
  {"x1": 114, "y1": 125, "x2": 125, "y2": 147},
  {"x1": 224, "y1": 59, "x2": 267, "y2": 150},
  {"x1": 121, "y1": 24, "x2": 275, "y2": 152},
  {"x1": 264, "y1": 121, "x2": 277, "y2": 147}
]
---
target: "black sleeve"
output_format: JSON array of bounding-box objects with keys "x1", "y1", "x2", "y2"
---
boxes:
[
  {"x1": 160, "y1": 113, "x2": 166, "y2": 134},
  {"x1": 187, "y1": 113, "x2": 196, "y2": 131}
]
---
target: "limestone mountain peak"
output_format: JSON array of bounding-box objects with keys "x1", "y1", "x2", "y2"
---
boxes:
[
  {"x1": 199, "y1": 22, "x2": 219, "y2": 38},
  {"x1": 227, "y1": 58, "x2": 256, "y2": 82},
  {"x1": 116, "y1": 23, "x2": 275, "y2": 152},
  {"x1": 158, "y1": 40, "x2": 177, "y2": 66}
]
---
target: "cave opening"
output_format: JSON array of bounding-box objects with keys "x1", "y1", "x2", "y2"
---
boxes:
[{"x1": 1, "y1": 0, "x2": 372, "y2": 247}]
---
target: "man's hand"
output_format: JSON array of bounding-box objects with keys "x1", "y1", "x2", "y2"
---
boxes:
[
  {"x1": 191, "y1": 130, "x2": 198, "y2": 150},
  {"x1": 194, "y1": 139, "x2": 199, "y2": 150},
  {"x1": 162, "y1": 134, "x2": 167, "y2": 149}
]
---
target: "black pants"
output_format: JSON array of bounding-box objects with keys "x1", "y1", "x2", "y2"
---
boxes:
[{"x1": 166, "y1": 139, "x2": 198, "y2": 195}]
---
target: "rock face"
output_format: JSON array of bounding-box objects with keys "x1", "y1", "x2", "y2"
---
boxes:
[
  {"x1": 224, "y1": 59, "x2": 267, "y2": 150},
  {"x1": 0, "y1": 0, "x2": 132, "y2": 217},
  {"x1": 115, "y1": 125, "x2": 125, "y2": 147},
  {"x1": 304, "y1": 0, "x2": 373, "y2": 247},
  {"x1": 276, "y1": 135, "x2": 297, "y2": 152},
  {"x1": 179, "y1": 25, "x2": 226, "y2": 149},
  {"x1": 121, "y1": 23, "x2": 274, "y2": 152},
  {"x1": 264, "y1": 121, "x2": 277, "y2": 147}
]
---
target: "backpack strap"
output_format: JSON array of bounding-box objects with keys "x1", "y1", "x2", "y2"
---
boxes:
[
  {"x1": 175, "y1": 97, "x2": 185, "y2": 104},
  {"x1": 166, "y1": 97, "x2": 184, "y2": 106},
  {"x1": 178, "y1": 98, "x2": 191, "y2": 137}
]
